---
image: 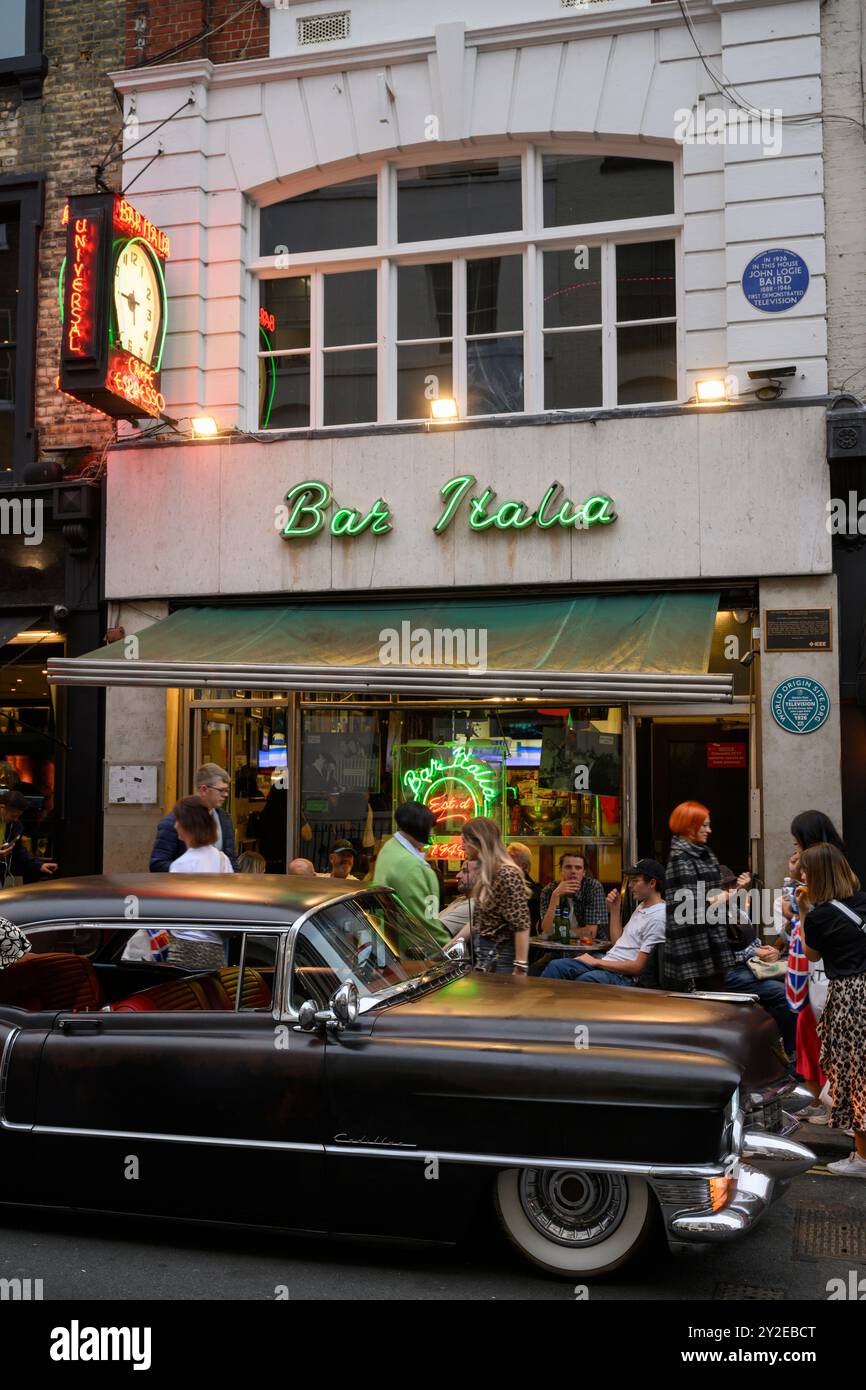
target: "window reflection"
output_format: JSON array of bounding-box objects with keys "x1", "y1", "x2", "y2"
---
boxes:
[
  {"x1": 542, "y1": 155, "x2": 674, "y2": 228},
  {"x1": 397, "y1": 158, "x2": 522, "y2": 243},
  {"x1": 260, "y1": 177, "x2": 377, "y2": 255}
]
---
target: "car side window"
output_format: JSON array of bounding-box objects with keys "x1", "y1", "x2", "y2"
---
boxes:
[{"x1": 0, "y1": 925, "x2": 279, "y2": 1016}]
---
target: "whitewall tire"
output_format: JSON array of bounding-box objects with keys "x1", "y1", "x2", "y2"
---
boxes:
[{"x1": 495, "y1": 1167, "x2": 654, "y2": 1278}]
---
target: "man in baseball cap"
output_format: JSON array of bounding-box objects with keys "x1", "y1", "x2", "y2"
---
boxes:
[
  {"x1": 542, "y1": 858, "x2": 666, "y2": 986},
  {"x1": 328, "y1": 839, "x2": 358, "y2": 880}
]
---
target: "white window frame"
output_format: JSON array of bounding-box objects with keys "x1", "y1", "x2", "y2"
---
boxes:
[{"x1": 249, "y1": 140, "x2": 683, "y2": 432}]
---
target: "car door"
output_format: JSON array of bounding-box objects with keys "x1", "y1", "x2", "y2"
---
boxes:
[
  {"x1": 29, "y1": 924, "x2": 327, "y2": 1231},
  {"x1": 291, "y1": 897, "x2": 485, "y2": 1243}
]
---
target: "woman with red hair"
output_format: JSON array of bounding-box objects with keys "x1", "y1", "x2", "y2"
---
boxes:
[{"x1": 663, "y1": 801, "x2": 749, "y2": 991}]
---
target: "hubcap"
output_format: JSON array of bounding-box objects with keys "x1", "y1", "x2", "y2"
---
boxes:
[{"x1": 518, "y1": 1169, "x2": 628, "y2": 1248}]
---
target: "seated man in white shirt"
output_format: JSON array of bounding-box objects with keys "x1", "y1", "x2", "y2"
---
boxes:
[{"x1": 542, "y1": 859, "x2": 666, "y2": 986}]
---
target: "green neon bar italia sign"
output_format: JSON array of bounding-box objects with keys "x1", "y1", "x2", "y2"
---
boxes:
[
  {"x1": 278, "y1": 474, "x2": 616, "y2": 540},
  {"x1": 402, "y1": 745, "x2": 498, "y2": 814}
]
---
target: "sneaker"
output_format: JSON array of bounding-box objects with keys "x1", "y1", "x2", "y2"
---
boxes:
[
  {"x1": 802, "y1": 1103, "x2": 831, "y2": 1126},
  {"x1": 826, "y1": 1152, "x2": 866, "y2": 1178}
]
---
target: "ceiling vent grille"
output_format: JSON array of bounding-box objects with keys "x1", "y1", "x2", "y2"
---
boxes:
[
  {"x1": 561, "y1": 0, "x2": 611, "y2": 8},
  {"x1": 297, "y1": 12, "x2": 351, "y2": 46}
]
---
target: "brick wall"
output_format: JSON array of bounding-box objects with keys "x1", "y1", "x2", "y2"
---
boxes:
[
  {"x1": 126, "y1": 1, "x2": 268, "y2": 69},
  {"x1": 1, "y1": 0, "x2": 126, "y2": 462}
]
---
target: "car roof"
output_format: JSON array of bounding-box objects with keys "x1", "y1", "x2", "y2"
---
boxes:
[{"x1": 0, "y1": 874, "x2": 372, "y2": 929}]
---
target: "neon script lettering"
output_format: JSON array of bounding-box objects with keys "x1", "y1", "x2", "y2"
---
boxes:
[
  {"x1": 402, "y1": 746, "x2": 497, "y2": 814},
  {"x1": 276, "y1": 477, "x2": 616, "y2": 540},
  {"x1": 434, "y1": 475, "x2": 617, "y2": 534},
  {"x1": 276, "y1": 481, "x2": 393, "y2": 539},
  {"x1": 113, "y1": 197, "x2": 170, "y2": 259}
]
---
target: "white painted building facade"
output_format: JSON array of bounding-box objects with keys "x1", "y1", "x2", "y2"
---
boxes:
[{"x1": 65, "y1": 0, "x2": 841, "y2": 887}]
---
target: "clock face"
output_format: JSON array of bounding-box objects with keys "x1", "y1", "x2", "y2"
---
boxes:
[{"x1": 113, "y1": 242, "x2": 162, "y2": 365}]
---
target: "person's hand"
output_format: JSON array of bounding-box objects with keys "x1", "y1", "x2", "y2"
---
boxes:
[
  {"x1": 39, "y1": 862, "x2": 58, "y2": 875},
  {"x1": 606, "y1": 888, "x2": 621, "y2": 910},
  {"x1": 755, "y1": 944, "x2": 779, "y2": 962},
  {"x1": 736, "y1": 872, "x2": 751, "y2": 890},
  {"x1": 0, "y1": 842, "x2": 13, "y2": 858},
  {"x1": 780, "y1": 895, "x2": 794, "y2": 921}
]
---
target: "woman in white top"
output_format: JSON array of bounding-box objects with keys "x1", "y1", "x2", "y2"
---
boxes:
[
  {"x1": 170, "y1": 796, "x2": 234, "y2": 874},
  {"x1": 167, "y1": 796, "x2": 232, "y2": 968}
]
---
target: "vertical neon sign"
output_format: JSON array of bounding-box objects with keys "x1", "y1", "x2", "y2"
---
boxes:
[{"x1": 67, "y1": 216, "x2": 98, "y2": 360}]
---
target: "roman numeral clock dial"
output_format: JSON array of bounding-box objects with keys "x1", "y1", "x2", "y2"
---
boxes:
[{"x1": 113, "y1": 243, "x2": 162, "y2": 365}]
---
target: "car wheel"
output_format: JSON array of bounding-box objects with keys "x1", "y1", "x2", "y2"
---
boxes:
[{"x1": 494, "y1": 1167, "x2": 654, "y2": 1278}]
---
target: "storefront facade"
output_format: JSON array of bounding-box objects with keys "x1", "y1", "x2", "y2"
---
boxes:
[{"x1": 50, "y1": 0, "x2": 841, "y2": 893}]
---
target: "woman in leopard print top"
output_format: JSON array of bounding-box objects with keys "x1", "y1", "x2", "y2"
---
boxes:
[{"x1": 460, "y1": 817, "x2": 531, "y2": 975}]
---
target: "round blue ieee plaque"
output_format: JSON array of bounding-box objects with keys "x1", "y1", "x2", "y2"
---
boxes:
[
  {"x1": 770, "y1": 677, "x2": 830, "y2": 735},
  {"x1": 742, "y1": 248, "x2": 809, "y2": 313}
]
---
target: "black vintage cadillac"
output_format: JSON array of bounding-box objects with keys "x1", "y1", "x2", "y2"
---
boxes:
[{"x1": 0, "y1": 875, "x2": 813, "y2": 1278}]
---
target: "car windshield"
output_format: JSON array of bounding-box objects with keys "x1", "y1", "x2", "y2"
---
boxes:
[{"x1": 292, "y1": 890, "x2": 453, "y2": 1011}]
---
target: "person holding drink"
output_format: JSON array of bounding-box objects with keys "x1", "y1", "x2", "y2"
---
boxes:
[
  {"x1": 542, "y1": 859, "x2": 666, "y2": 985},
  {"x1": 539, "y1": 851, "x2": 609, "y2": 945}
]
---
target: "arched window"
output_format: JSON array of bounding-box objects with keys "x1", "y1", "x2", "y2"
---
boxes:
[{"x1": 254, "y1": 146, "x2": 678, "y2": 430}]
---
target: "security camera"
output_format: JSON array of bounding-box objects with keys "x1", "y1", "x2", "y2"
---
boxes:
[
  {"x1": 52, "y1": 604, "x2": 69, "y2": 620},
  {"x1": 740, "y1": 650, "x2": 756, "y2": 668}
]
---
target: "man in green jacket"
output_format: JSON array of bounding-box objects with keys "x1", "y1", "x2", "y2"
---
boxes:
[{"x1": 373, "y1": 801, "x2": 450, "y2": 948}]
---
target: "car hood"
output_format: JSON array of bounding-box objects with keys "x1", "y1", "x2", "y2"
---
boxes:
[{"x1": 370, "y1": 972, "x2": 789, "y2": 1091}]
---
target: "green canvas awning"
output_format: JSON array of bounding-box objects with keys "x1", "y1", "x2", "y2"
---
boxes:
[{"x1": 48, "y1": 592, "x2": 733, "y2": 701}]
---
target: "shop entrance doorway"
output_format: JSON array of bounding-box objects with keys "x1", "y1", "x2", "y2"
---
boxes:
[{"x1": 634, "y1": 715, "x2": 751, "y2": 877}]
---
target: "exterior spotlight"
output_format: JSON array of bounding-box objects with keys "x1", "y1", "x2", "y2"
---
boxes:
[
  {"x1": 191, "y1": 416, "x2": 219, "y2": 437},
  {"x1": 430, "y1": 398, "x2": 458, "y2": 421},
  {"x1": 696, "y1": 378, "x2": 727, "y2": 405}
]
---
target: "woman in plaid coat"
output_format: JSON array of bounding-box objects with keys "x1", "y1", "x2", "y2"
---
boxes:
[{"x1": 664, "y1": 801, "x2": 748, "y2": 991}]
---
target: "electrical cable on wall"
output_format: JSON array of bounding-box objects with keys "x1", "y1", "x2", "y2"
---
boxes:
[{"x1": 677, "y1": 0, "x2": 865, "y2": 133}]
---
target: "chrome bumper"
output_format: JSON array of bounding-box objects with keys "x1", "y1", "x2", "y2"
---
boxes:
[
  {"x1": 669, "y1": 1163, "x2": 775, "y2": 1241},
  {"x1": 664, "y1": 1129, "x2": 814, "y2": 1243}
]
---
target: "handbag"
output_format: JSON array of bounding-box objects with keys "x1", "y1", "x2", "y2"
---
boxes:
[
  {"x1": 747, "y1": 955, "x2": 787, "y2": 980},
  {"x1": 0, "y1": 916, "x2": 31, "y2": 969}
]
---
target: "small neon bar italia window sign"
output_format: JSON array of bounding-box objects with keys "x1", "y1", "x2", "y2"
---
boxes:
[{"x1": 58, "y1": 192, "x2": 170, "y2": 419}]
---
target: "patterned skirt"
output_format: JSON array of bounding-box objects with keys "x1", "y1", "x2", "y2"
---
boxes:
[{"x1": 817, "y1": 972, "x2": 866, "y2": 1132}]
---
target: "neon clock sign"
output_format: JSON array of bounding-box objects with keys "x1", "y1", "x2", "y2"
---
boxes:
[{"x1": 58, "y1": 192, "x2": 169, "y2": 419}]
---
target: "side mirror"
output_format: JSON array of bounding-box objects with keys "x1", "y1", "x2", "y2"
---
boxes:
[
  {"x1": 296, "y1": 999, "x2": 320, "y2": 1032},
  {"x1": 330, "y1": 980, "x2": 360, "y2": 1027}
]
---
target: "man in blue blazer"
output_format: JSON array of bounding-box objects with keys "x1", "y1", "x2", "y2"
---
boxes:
[{"x1": 149, "y1": 763, "x2": 238, "y2": 871}]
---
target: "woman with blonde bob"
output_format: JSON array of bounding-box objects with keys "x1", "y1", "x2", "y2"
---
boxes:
[
  {"x1": 452, "y1": 816, "x2": 531, "y2": 975},
  {"x1": 664, "y1": 800, "x2": 750, "y2": 992},
  {"x1": 800, "y1": 842, "x2": 866, "y2": 1177}
]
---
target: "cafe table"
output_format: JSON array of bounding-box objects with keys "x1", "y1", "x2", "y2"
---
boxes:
[{"x1": 528, "y1": 937, "x2": 610, "y2": 956}]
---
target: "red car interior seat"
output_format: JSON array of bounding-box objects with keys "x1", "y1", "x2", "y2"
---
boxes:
[
  {"x1": 109, "y1": 966, "x2": 271, "y2": 1013},
  {"x1": 110, "y1": 976, "x2": 210, "y2": 1012},
  {"x1": 0, "y1": 953, "x2": 103, "y2": 1013}
]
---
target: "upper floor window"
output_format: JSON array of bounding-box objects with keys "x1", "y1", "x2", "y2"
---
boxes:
[
  {"x1": 0, "y1": 0, "x2": 46, "y2": 100},
  {"x1": 0, "y1": 2, "x2": 28, "y2": 60},
  {"x1": 255, "y1": 146, "x2": 679, "y2": 430},
  {"x1": 0, "y1": 178, "x2": 42, "y2": 481}
]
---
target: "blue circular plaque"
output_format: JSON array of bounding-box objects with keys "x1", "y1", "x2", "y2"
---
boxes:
[
  {"x1": 742, "y1": 248, "x2": 809, "y2": 313},
  {"x1": 771, "y1": 677, "x2": 830, "y2": 735}
]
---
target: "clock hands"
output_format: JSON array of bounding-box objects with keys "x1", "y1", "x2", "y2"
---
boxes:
[{"x1": 122, "y1": 289, "x2": 140, "y2": 323}]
